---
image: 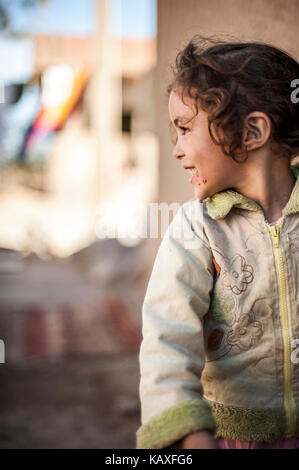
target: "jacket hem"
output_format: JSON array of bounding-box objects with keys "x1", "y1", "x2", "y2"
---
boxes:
[
  {"x1": 136, "y1": 398, "x2": 217, "y2": 449},
  {"x1": 204, "y1": 398, "x2": 298, "y2": 442}
]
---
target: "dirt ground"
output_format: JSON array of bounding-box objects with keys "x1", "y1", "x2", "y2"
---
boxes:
[{"x1": 0, "y1": 353, "x2": 141, "y2": 449}]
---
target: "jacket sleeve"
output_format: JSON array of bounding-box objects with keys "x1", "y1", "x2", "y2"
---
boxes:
[{"x1": 136, "y1": 200, "x2": 216, "y2": 449}]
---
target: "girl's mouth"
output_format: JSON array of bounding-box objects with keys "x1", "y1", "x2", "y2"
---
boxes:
[{"x1": 188, "y1": 167, "x2": 200, "y2": 185}]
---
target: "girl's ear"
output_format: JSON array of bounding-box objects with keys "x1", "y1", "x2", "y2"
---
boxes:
[{"x1": 242, "y1": 112, "x2": 272, "y2": 150}]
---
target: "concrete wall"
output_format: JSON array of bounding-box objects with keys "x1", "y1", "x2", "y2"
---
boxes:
[{"x1": 156, "y1": 0, "x2": 299, "y2": 206}]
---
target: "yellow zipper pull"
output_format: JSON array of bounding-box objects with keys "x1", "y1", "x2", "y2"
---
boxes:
[{"x1": 270, "y1": 225, "x2": 280, "y2": 248}]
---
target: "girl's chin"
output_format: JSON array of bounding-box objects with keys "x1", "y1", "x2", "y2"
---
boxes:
[{"x1": 193, "y1": 184, "x2": 209, "y2": 200}]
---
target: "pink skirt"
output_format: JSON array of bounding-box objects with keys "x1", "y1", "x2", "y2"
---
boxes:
[{"x1": 213, "y1": 434, "x2": 299, "y2": 449}]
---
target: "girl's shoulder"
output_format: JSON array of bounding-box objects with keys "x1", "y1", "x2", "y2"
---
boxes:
[{"x1": 167, "y1": 198, "x2": 210, "y2": 251}]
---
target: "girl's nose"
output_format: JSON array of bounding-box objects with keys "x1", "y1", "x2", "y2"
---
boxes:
[{"x1": 172, "y1": 142, "x2": 184, "y2": 160}]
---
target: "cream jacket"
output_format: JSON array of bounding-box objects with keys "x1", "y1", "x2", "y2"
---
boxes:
[{"x1": 137, "y1": 162, "x2": 299, "y2": 449}]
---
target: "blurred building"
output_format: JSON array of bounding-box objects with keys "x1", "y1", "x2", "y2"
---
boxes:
[{"x1": 0, "y1": 0, "x2": 158, "y2": 257}]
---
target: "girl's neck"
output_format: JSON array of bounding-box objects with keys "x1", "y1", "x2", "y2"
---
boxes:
[{"x1": 232, "y1": 154, "x2": 296, "y2": 224}]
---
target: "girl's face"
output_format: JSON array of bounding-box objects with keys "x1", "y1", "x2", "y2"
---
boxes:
[{"x1": 168, "y1": 88, "x2": 242, "y2": 201}]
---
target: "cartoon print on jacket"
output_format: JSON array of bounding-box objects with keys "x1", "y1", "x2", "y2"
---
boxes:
[
  {"x1": 204, "y1": 247, "x2": 268, "y2": 363},
  {"x1": 211, "y1": 245, "x2": 254, "y2": 295},
  {"x1": 226, "y1": 310, "x2": 263, "y2": 350},
  {"x1": 221, "y1": 253, "x2": 254, "y2": 295},
  {"x1": 204, "y1": 296, "x2": 271, "y2": 364}
]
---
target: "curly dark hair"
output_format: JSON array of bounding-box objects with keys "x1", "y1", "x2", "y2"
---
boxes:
[{"x1": 167, "y1": 35, "x2": 299, "y2": 163}]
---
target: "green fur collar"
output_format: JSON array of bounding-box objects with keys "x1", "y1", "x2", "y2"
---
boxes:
[{"x1": 206, "y1": 163, "x2": 299, "y2": 220}]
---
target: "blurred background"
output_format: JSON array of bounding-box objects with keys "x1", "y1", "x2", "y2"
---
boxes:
[{"x1": 0, "y1": 0, "x2": 298, "y2": 449}]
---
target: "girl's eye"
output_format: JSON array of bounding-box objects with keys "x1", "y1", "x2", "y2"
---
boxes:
[{"x1": 169, "y1": 126, "x2": 189, "y2": 145}]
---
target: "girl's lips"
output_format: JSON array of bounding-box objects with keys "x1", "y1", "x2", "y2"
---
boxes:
[
  {"x1": 188, "y1": 168, "x2": 200, "y2": 185},
  {"x1": 189, "y1": 172, "x2": 200, "y2": 185}
]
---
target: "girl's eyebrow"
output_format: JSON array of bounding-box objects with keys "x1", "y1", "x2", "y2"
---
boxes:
[
  {"x1": 174, "y1": 117, "x2": 183, "y2": 126},
  {"x1": 174, "y1": 117, "x2": 186, "y2": 126},
  {"x1": 172, "y1": 116, "x2": 193, "y2": 127}
]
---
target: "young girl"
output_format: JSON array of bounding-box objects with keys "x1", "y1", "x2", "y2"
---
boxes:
[{"x1": 136, "y1": 36, "x2": 299, "y2": 449}]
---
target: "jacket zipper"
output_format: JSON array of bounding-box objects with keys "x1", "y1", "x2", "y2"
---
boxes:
[{"x1": 268, "y1": 221, "x2": 296, "y2": 437}]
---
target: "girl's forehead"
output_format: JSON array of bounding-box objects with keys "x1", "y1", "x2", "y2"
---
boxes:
[{"x1": 168, "y1": 90, "x2": 196, "y2": 121}]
